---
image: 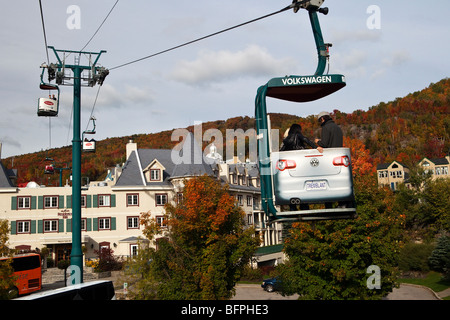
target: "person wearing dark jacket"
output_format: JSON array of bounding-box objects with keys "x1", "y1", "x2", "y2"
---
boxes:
[
  {"x1": 314, "y1": 111, "x2": 343, "y2": 153},
  {"x1": 279, "y1": 123, "x2": 316, "y2": 212},
  {"x1": 280, "y1": 123, "x2": 316, "y2": 151}
]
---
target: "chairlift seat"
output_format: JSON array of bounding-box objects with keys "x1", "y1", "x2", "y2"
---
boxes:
[
  {"x1": 40, "y1": 83, "x2": 59, "y2": 91},
  {"x1": 266, "y1": 74, "x2": 346, "y2": 102},
  {"x1": 44, "y1": 165, "x2": 55, "y2": 174},
  {"x1": 83, "y1": 139, "x2": 96, "y2": 152},
  {"x1": 37, "y1": 97, "x2": 58, "y2": 117},
  {"x1": 38, "y1": 82, "x2": 60, "y2": 117}
]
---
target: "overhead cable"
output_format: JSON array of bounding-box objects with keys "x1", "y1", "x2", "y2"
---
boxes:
[
  {"x1": 80, "y1": 0, "x2": 120, "y2": 52},
  {"x1": 110, "y1": 2, "x2": 302, "y2": 70},
  {"x1": 38, "y1": 0, "x2": 50, "y2": 64}
]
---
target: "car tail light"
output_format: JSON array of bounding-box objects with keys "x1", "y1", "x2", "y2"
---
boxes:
[
  {"x1": 276, "y1": 159, "x2": 296, "y2": 171},
  {"x1": 333, "y1": 155, "x2": 350, "y2": 167}
]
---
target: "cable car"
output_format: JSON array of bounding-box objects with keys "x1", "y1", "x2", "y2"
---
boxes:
[
  {"x1": 44, "y1": 164, "x2": 55, "y2": 175},
  {"x1": 38, "y1": 65, "x2": 60, "y2": 117},
  {"x1": 255, "y1": 1, "x2": 356, "y2": 222},
  {"x1": 82, "y1": 117, "x2": 97, "y2": 153},
  {"x1": 83, "y1": 139, "x2": 96, "y2": 152}
]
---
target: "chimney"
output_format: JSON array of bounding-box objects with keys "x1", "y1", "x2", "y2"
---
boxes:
[{"x1": 126, "y1": 140, "x2": 137, "y2": 160}]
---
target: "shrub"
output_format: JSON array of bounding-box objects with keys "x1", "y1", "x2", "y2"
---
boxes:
[
  {"x1": 240, "y1": 266, "x2": 263, "y2": 282},
  {"x1": 94, "y1": 248, "x2": 123, "y2": 272},
  {"x1": 398, "y1": 242, "x2": 435, "y2": 272}
]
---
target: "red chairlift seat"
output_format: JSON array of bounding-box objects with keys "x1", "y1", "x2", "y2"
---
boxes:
[
  {"x1": 39, "y1": 83, "x2": 58, "y2": 91},
  {"x1": 44, "y1": 164, "x2": 55, "y2": 174}
]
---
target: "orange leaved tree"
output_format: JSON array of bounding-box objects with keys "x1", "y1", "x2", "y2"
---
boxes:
[{"x1": 138, "y1": 175, "x2": 260, "y2": 300}]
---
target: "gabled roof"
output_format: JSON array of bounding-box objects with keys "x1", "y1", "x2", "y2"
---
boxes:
[
  {"x1": 421, "y1": 157, "x2": 450, "y2": 166},
  {"x1": 376, "y1": 160, "x2": 408, "y2": 171},
  {"x1": 114, "y1": 133, "x2": 214, "y2": 187},
  {"x1": 0, "y1": 161, "x2": 16, "y2": 190}
]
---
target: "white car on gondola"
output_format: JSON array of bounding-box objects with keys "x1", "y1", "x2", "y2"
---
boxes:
[{"x1": 271, "y1": 148, "x2": 355, "y2": 208}]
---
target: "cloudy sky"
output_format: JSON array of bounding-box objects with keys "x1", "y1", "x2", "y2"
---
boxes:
[{"x1": 1, "y1": 1, "x2": 449, "y2": 158}]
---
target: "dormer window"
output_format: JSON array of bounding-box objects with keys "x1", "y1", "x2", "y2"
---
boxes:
[
  {"x1": 144, "y1": 159, "x2": 165, "y2": 183},
  {"x1": 150, "y1": 169, "x2": 160, "y2": 181}
]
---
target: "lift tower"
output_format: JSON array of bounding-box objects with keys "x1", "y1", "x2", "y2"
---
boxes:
[{"x1": 41, "y1": 47, "x2": 108, "y2": 284}]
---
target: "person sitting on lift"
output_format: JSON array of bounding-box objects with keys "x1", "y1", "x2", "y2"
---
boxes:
[
  {"x1": 280, "y1": 123, "x2": 316, "y2": 151},
  {"x1": 315, "y1": 111, "x2": 343, "y2": 153},
  {"x1": 280, "y1": 123, "x2": 316, "y2": 211},
  {"x1": 315, "y1": 111, "x2": 346, "y2": 208}
]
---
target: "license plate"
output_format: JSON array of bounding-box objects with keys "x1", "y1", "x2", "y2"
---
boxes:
[{"x1": 306, "y1": 180, "x2": 327, "y2": 191}]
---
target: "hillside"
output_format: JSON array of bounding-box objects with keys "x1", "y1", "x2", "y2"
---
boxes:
[{"x1": 2, "y1": 78, "x2": 449, "y2": 186}]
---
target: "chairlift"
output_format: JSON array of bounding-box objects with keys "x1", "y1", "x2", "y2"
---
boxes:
[
  {"x1": 83, "y1": 139, "x2": 96, "y2": 153},
  {"x1": 37, "y1": 65, "x2": 60, "y2": 117},
  {"x1": 82, "y1": 117, "x2": 97, "y2": 153},
  {"x1": 44, "y1": 164, "x2": 55, "y2": 175},
  {"x1": 255, "y1": 2, "x2": 356, "y2": 223}
]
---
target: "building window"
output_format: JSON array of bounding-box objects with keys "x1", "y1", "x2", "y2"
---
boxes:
[
  {"x1": 99, "y1": 218, "x2": 111, "y2": 230},
  {"x1": 246, "y1": 195, "x2": 252, "y2": 207},
  {"x1": 81, "y1": 195, "x2": 86, "y2": 208},
  {"x1": 156, "y1": 216, "x2": 167, "y2": 228},
  {"x1": 98, "y1": 195, "x2": 111, "y2": 207},
  {"x1": 156, "y1": 194, "x2": 168, "y2": 206},
  {"x1": 130, "y1": 244, "x2": 139, "y2": 257},
  {"x1": 177, "y1": 192, "x2": 183, "y2": 205},
  {"x1": 150, "y1": 169, "x2": 160, "y2": 181},
  {"x1": 44, "y1": 196, "x2": 58, "y2": 208},
  {"x1": 17, "y1": 221, "x2": 30, "y2": 234},
  {"x1": 81, "y1": 218, "x2": 87, "y2": 231},
  {"x1": 18, "y1": 197, "x2": 31, "y2": 209},
  {"x1": 237, "y1": 195, "x2": 243, "y2": 206},
  {"x1": 127, "y1": 194, "x2": 139, "y2": 206},
  {"x1": 127, "y1": 216, "x2": 139, "y2": 229},
  {"x1": 247, "y1": 214, "x2": 253, "y2": 225},
  {"x1": 378, "y1": 171, "x2": 388, "y2": 178},
  {"x1": 44, "y1": 219, "x2": 58, "y2": 233}
]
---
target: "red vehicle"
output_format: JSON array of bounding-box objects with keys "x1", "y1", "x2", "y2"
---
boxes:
[{"x1": 0, "y1": 253, "x2": 42, "y2": 298}]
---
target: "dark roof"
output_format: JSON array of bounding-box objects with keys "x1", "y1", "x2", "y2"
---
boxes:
[
  {"x1": 376, "y1": 161, "x2": 408, "y2": 170},
  {"x1": 0, "y1": 162, "x2": 15, "y2": 189},
  {"x1": 429, "y1": 158, "x2": 449, "y2": 165},
  {"x1": 376, "y1": 163, "x2": 390, "y2": 170},
  {"x1": 115, "y1": 133, "x2": 214, "y2": 187}
]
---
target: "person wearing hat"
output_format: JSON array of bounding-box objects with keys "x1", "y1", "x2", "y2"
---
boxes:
[{"x1": 314, "y1": 111, "x2": 343, "y2": 153}]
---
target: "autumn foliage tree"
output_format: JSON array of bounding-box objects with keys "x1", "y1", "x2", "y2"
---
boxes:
[
  {"x1": 133, "y1": 175, "x2": 260, "y2": 300},
  {"x1": 0, "y1": 219, "x2": 16, "y2": 300}
]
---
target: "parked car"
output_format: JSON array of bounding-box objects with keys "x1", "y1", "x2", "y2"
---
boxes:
[
  {"x1": 261, "y1": 277, "x2": 282, "y2": 292},
  {"x1": 271, "y1": 148, "x2": 355, "y2": 207}
]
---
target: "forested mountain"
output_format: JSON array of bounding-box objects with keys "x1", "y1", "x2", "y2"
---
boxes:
[{"x1": 2, "y1": 78, "x2": 449, "y2": 186}]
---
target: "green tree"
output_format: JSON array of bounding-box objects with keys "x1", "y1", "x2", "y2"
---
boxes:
[
  {"x1": 429, "y1": 235, "x2": 450, "y2": 281},
  {"x1": 395, "y1": 168, "x2": 449, "y2": 238},
  {"x1": 0, "y1": 219, "x2": 16, "y2": 300},
  {"x1": 129, "y1": 175, "x2": 260, "y2": 300},
  {"x1": 122, "y1": 240, "x2": 158, "y2": 300}
]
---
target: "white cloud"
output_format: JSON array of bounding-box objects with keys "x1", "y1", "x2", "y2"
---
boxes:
[
  {"x1": 370, "y1": 50, "x2": 411, "y2": 79},
  {"x1": 169, "y1": 45, "x2": 297, "y2": 85},
  {"x1": 94, "y1": 84, "x2": 155, "y2": 109},
  {"x1": 333, "y1": 49, "x2": 369, "y2": 78},
  {"x1": 330, "y1": 29, "x2": 382, "y2": 44}
]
